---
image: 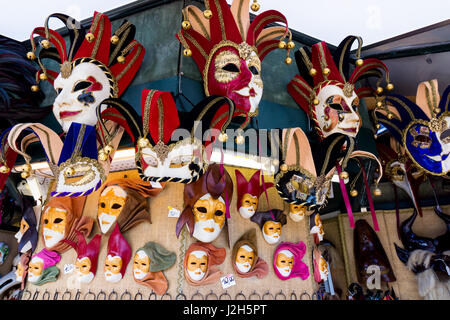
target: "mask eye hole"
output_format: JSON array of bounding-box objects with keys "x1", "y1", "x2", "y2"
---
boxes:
[
  {"x1": 326, "y1": 96, "x2": 343, "y2": 111},
  {"x1": 44, "y1": 219, "x2": 49, "y2": 224},
  {"x1": 222, "y1": 63, "x2": 240, "y2": 73},
  {"x1": 111, "y1": 204, "x2": 122, "y2": 209},
  {"x1": 73, "y1": 80, "x2": 92, "y2": 92},
  {"x1": 55, "y1": 88, "x2": 62, "y2": 95},
  {"x1": 53, "y1": 218, "x2": 63, "y2": 224},
  {"x1": 100, "y1": 202, "x2": 106, "y2": 208},
  {"x1": 215, "y1": 210, "x2": 224, "y2": 216},
  {"x1": 197, "y1": 207, "x2": 207, "y2": 213},
  {"x1": 249, "y1": 66, "x2": 259, "y2": 75}
]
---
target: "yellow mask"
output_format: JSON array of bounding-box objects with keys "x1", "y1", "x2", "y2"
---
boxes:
[
  {"x1": 263, "y1": 220, "x2": 282, "y2": 236},
  {"x1": 133, "y1": 252, "x2": 150, "y2": 274},
  {"x1": 98, "y1": 186, "x2": 127, "y2": 233},
  {"x1": 276, "y1": 252, "x2": 294, "y2": 270},
  {"x1": 42, "y1": 207, "x2": 67, "y2": 234},
  {"x1": 104, "y1": 255, "x2": 123, "y2": 275},
  {"x1": 187, "y1": 252, "x2": 208, "y2": 273},
  {"x1": 29, "y1": 259, "x2": 43, "y2": 277},
  {"x1": 240, "y1": 193, "x2": 258, "y2": 211},
  {"x1": 75, "y1": 257, "x2": 92, "y2": 275}
]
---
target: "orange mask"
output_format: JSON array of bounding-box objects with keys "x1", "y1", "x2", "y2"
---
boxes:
[
  {"x1": 186, "y1": 250, "x2": 208, "y2": 282},
  {"x1": 192, "y1": 194, "x2": 226, "y2": 243},
  {"x1": 133, "y1": 251, "x2": 150, "y2": 280},
  {"x1": 289, "y1": 204, "x2": 306, "y2": 222},
  {"x1": 98, "y1": 186, "x2": 127, "y2": 234},
  {"x1": 42, "y1": 207, "x2": 67, "y2": 248}
]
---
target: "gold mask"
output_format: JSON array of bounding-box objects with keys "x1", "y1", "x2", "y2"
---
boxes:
[
  {"x1": 240, "y1": 193, "x2": 258, "y2": 212},
  {"x1": 104, "y1": 255, "x2": 123, "y2": 275},
  {"x1": 75, "y1": 257, "x2": 92, "y2": 275}
]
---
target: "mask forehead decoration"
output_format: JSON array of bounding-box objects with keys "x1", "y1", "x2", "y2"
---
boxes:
[
  {"x1": 104, "y1": 223, "x2": 131, "y2": 283},
  {"x1": 288, "y1": 36, "x2": 391, "y2": 140},
  {"x1": 97, "y1": 178, "x2": 163, "y2": 234},
  {"x1": 232, "y1": 229, "x2": 268, "y2": 279},
  {"x1": 235, "y1": 169, "x2": 273, "y2": 219},
  {"x1": 28, "y1": 248, "x2": 60, "y2": 285},
  {"x1": 375, "y1": 80, "x2": 450, "y2": 176},
  {"x1": 184, "y1": 242, "x2": 226, "y2": 286},
  {"x1": 28, "y1": 12, "x2": 145, "y2": 133},
  {"x1": 132, "y1": 242, "x2": 176, "y2": 296},
  {"x1": 41, "y1": 195, "x2": 93, "y2": 253},
  {"x1": 354, "y1": 219, "x2": 396, "y2": 284},
  {"x1": 273, "y1": 242, "x2": 309, "y2": 281},
  {"x1": 176, "y1": 163, "x2": 233, "y2": 243},
  {"x1": 177, "y1": 0, "x2": 290, "y2": 129},
  {"x1": 250, "y1": 209, "x2": 286, "y2": 245},
  {"x1": 63, "y1": 231, "x2": 101, "y2": 284}
]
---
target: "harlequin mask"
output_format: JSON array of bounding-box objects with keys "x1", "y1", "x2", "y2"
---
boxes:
[
  {"x1": 235, "y1": 169, "x2": 273, "y2": 219},
  {"x1": 310, "y1": 212, "x2": 324, "y2": 244},
  {"x1": 288, "y1": 36, "x2": 391, "y2": 140},
  {"x1": 28, "y1": 12, "x2": 144, "y2": 133},
  {"x1": 177, "y1": 0, "x2": 289, "y2": 127},
  {"x1": 28, "y1": 248, "x2": 60, "y2": 285},
  {"x1": 41, "y1": 195, "x2": 92, "y2": 253},
  {"x1": 15, "y1": 198, "x2": 38, "y2": 253},
  {"x1": 376, "y1": 80, "x2": 450, "y2": 176},
  {"x1": 184, "y1": 242, "x2": 226, "y2": 286},
  {"x1": 97, "y1": 90, "x2": 235, "y2": 184},
  {"x1": 231, "y1": 229, "x2": 268, "y2": 279},
  {"x1": 176, "y1": 163, "x2": 233, "y2": 243},
  {"x1": 63, "y1": 231, "x2": 101, "y2": 284},
  {"x1": 273, "y1": 242, "x2": 309, "y2": 281},
  {"x1": 97, "y1": 178, "x2": 163, "y2": 234},
  {"x1": 250, "y1": 210, "x2": 287, "y2": 245},
  {"x1": 104, "y1": 223, "x2": 131, "y2": 283}
]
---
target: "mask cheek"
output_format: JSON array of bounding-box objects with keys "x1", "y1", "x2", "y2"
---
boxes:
[{"x1": 321, "y1": 106, "x2": 338, "y2": 133}]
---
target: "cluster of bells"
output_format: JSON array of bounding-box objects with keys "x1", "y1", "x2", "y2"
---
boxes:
[
  {"x1": 63, "y1": 145, "x2": 114, "y2": 178},
  {"x1": 26, "y1": 34, "x2": 127, "y2": 92}
]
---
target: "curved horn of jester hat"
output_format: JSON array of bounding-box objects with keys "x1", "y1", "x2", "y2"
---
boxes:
[
  {"x1": 375, "y1": 80, "x2": 450, "y2": 176},
  {"x1": 177, "y1": 0, "x2": 290, "y2": 129},
  {"x1": 235, "y1": 169, "x2": 273, "y2": 214},
  {"x1": 96, "y1": 178, "x2": 164, "y2": 235},
  {"x1": 28, "y1": 12, "x2": 145, "y2": 132},
  {"x1": 288, "y1": 35, "x2": 391, "y2": 140},
  {"x1": 132, "y1": 89, "x2": 235, "y2": 184},
  {"x1": 63, "y1": 231, "x2": 102, "y2": 277},
  {"x1": 176, "y1": 163, "x2": 233, "y2": 241},
  {"x1": 40, "y1": 195, "x2": 93, "y2": 253},
  {"x1": 106, "y1": 223, "x2": 132, "y2": 279}
]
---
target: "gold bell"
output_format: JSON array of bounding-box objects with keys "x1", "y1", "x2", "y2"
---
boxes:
[
  {"x1": 386, "y1": 83, "x2": 394, "y2": 91},
  {"x1": 434, "y1": 108, "x2": 441, "y2": 114},
  {"x1": 373, "y1": 187, "x2": 382, "y2": 196},
  {"x1": 64, "y1": 167, "x2": 75, "y2": 177},
  {"x1": 280, "y1": 163, "x2": 288, "y2": 172},
  {"x1": 350, "y1": 189, "x2": 358, "y2": 197},
  {"x1": 278, "y1": 41, "x2": 287, "y2": 49},
  {"x1": 40, "y1": 39, "x2": 51, "y2": 49},
  {"x1": 323, "y1": 68, "x2": 330, "y2": 76},
  {"x1": 355, "y1": 58, "x2": 364, "y2": 66},
  {"x1": 376, "y1": 101, "x2": 383, "y2": 108},
  {"x1": 21, "y1": 171, "x2": 31, "y2": 179},
  {"x1": 182, "y1": 20, "x2": 191, "y2": 30},
  {"x1": 376, "y1": 123, "x2": 381, "y2": 129},
  {"x1": 287, "y1": 41, "x2": 295, "y2": 49},
  {"x1": 85, "y1": 33, "x2": 95, "y2": 42},
  {"x1": 31, "y1": 85, "x2": 40, "y2": 92},
  {"x1": 376, "y1": 87, "x2": 383, "y2": 94},
  {"x1": 251, "y1": 0, "x2": 260, "y2": 12},
  {"x1": 309, "y1": 68, "x2": 317, "y2": 77},
  {"x1": 387, "y1": 112, "x2": 394, "y2": 120},
  {"x1": 39, "y1": 73, "x2": 48, "y2": 81},
  {"x1": 235, "y1": 135, "x2": 245, "y2": 145},
  {"x1": 203, "y1": 9, "x2": 212, "y2": 19},
  {"x1": 22, "y1": 164, "x2": 32, "y2": 173},
  {"x1": 285, "y1": 57, "x2": 292, "y2": 65},
  {"x1": 183, "y1": 48, "x2": 192, "y2": 57},
  {"x1": 313, "y1": 98, "x2": 319, "y2": 105},
  {"x1": 117, "y1": 55, "x2": 125, "y2": 64},
  {"x1": 138, "y1": 137, "x2": 150, "y2": 148},
  {"x1": 103, "y1": 145, "x2": 114, "y2": 155},
  {"x1": 339, "y1": 171, "x2": 349, "y2": 180},
  {"x1": 27, "y1": 52, "x2": 36, "y2": 60},
  {"x1": 0, "y1": 165, "x2": 10, "y2": 174},
  {"x1": 110, "y1": 35, "x2": 119, "y2": 45},
  {"x1": 218, "y1": 132, "x2": 228, "y2": 142},
  {"x1": 98, "y1": 151, "x2": 108, "y2": 161}
]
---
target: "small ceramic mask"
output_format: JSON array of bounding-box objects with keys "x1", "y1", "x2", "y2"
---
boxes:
[
  {"x1": 289, "y1": 203, "x2": 307, "y2": 222},
  {"x1": 250, "y1": 210, "x2": 287, "y2": 245},
  {"x1": 231, "y1": 229, "x2": 268, "y2": 279},
  {"x1": 235, "y1": 169, "x2": 273, "y2": 219},
  {"x1": 273, "y1": 242, "x2": 309, "y2": 281},
  {"x1": 28, "y1": 249, "x2": 60, "y2": 285},
  {"x1": 310, "y1": 212, "x2": 325, "y2": 244},
  {"x1": 104, "y1": 223, "x2": 131, "y2": 283},
  {"x1": 184, "y1": 242, "x2": 226, "y2": 286}
]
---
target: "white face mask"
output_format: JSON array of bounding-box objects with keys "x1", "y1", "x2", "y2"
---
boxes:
[
  {"x1": 316, "y1": 84, "x2": 361, "y2": 138},
  {"x1": 43, "y1": 227, "x2": 65, "y2": 248},
  {"x1": 187, "y1": 268, "x2": 205, "y2": 281},
  {"x1": 276, "y1": 249, "x2": 293, "y2": 277},
  {"x1": 28, "y1": 272, "x2": 40, "y2": 283},
  {"x1": 76, "y1": 271, "x2": 94, "y2": 284},
  {"x1": 142, "y1": 140, "x2": 203, "y2": 181},
  {"x1": 133, "y1": 268, "x2": 147, "y2": 280},
  {"x1": 193, "y1": 219, "x2": 222, "y2": 243},
  {"x1": 239, "y1": 206, "x2": 256, "y2": 219},
  {"x1": 104, "y1": 270, "x2": 122, "y2": 283},
  {"x1": 262, "y1": 230, "x2": 281, "y2": 245},
  {"x1": 53, "y1": 62, "x2": 111, "y2": 133}
]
